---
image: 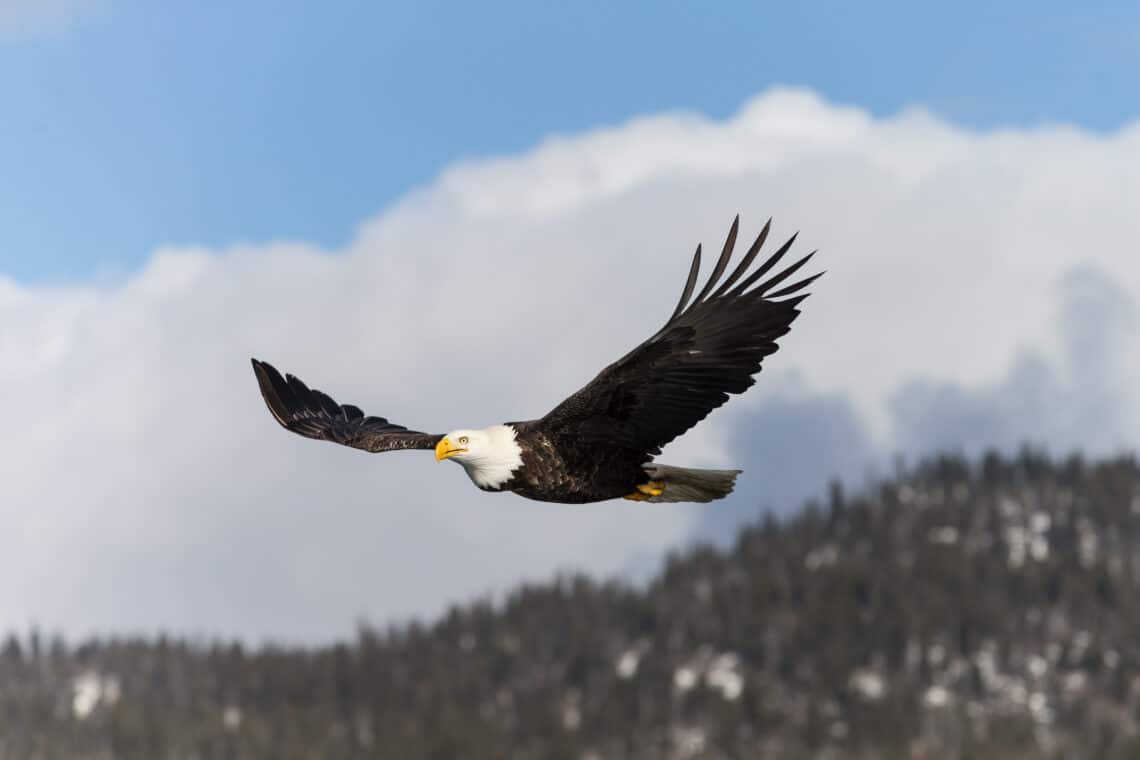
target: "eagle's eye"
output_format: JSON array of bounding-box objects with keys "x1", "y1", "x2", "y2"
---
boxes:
[{"x1": 458, "y1": 436, "x2": 469, "y2": 445}]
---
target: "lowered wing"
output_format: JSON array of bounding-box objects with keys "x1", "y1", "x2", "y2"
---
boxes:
[
  {"x1": 251, "y1": 359, "x2": 442, "y2": 453},
  {"x1": 539, "y1": 215, "x2": 821, "y2": 454}
]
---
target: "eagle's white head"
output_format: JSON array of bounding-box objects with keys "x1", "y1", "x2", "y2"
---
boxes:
[{"x1": 435, "y1": 424, "x2": 523, "y2": 490}]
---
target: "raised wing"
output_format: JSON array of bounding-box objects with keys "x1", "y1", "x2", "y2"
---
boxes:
[
  {"x1": 540, "y1": 215, "x2": 821, "y2": 454},
  {"x1": 251, "y1": 359, "x2": 442, "y2": 453}
]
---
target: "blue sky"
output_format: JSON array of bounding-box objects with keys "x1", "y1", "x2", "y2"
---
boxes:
[{"x1": 3, "y1": 0, "x2": 1139, "y2": 282}]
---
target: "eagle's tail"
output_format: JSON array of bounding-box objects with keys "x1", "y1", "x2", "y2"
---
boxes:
[{"x1": 639, "y1": 464, "x2": 742, "y2": 503}]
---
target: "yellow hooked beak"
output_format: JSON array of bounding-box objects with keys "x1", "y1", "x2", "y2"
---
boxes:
[{"x1": 435, "y1": 437, "x2": 467, "y2": 462}]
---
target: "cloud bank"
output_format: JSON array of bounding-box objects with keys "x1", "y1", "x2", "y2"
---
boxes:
[{"x1": 4, "y1": 88, "x2": 1140, "y2": 641}]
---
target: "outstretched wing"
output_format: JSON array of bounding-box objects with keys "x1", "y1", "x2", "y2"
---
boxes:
[
  {"x1": 251, "y1": 359, "x2": 442, "y2": 453},
  {"x1": 539, "y1": 215, "x2": 822, "y2": 454}
]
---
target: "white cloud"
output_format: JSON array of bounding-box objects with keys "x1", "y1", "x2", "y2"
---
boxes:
[
  {"x1": 3, "y1": 87, "x2": 1140, "y2": 642},
  {"x1": 0, "y1": 0, "x2": 100, "y2": 38}
]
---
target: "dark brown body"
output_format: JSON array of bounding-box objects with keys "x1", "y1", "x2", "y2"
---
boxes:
[{"x1": 499, "y1": 422, "x2": 652, "y2": 504}]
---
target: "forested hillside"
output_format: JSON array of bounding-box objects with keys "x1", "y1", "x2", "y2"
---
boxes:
[{"x1": 4, "y1": 451, "x2": 1140, "y2": 759}]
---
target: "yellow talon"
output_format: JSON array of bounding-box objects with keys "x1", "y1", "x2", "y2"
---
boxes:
[
  {"x1": 638, "y1": 481, "x2": 665, "y2": 496},
  {"x1": 624, "y1": 481, "x2": 665, "y2": 500}
]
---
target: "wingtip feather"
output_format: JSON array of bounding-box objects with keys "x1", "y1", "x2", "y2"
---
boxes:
[
  {"x1": 726, "y1": 232, "x2": 802, "y2": 298},
  {"x1": 668, "y1": 243, "x2": 703, "y2": 322},
  {"x1": 693, "y1": 215, "x2": 740, "y2": 305},
  {"x1": 711, "y1": 217, "x2": 777, "y2": 299}
]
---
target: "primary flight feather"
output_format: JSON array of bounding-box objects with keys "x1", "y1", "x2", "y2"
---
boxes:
[{"x1": 251, "y1": 214, "x2": 822, "y2": 504}]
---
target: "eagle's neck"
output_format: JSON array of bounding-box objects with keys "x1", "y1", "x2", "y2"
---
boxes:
[{"x1": 460, "y1": 424, "x2": 524, "y2": 490}]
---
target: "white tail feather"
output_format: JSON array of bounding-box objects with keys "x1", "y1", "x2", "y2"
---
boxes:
[{"x1": 641, "y1": 464, "x2": 742, "y2": 503}]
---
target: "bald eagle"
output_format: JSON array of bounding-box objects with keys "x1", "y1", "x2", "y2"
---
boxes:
[{"x1": 252, "y1": 215, "x2": 821, "y2": 504}]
